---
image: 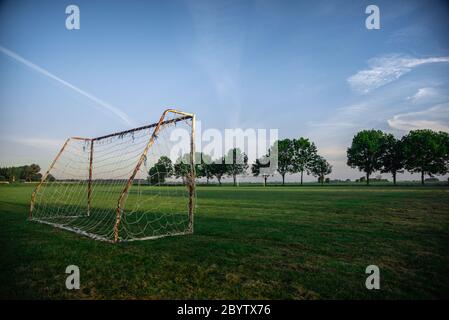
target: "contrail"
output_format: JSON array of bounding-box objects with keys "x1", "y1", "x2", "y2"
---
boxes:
[{"x1": 0, "y1": 46, "x2": 135, "y2": 126}]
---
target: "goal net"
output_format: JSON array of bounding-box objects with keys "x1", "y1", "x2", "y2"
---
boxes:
[{"x1": 30, "y1": 109, "x2": 196, "y2": 243}]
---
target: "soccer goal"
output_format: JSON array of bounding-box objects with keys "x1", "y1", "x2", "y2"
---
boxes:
[{"x1": 30, "y1": 109, "x2": 196, "y2": 243}]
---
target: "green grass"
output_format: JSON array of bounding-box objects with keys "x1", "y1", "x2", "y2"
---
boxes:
[{"x1": 1, "y1": 183, "x2": 449, "y2": 299}]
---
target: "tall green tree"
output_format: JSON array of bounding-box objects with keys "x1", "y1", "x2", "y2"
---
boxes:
[
  {"x1": 195, "y1": 152, "x2": 213, "y2": 184},
  {"x1": 310, "y1": 156, "x2": 332, "y2": 185},
  {"x1": 251, "y1": 154, "x2": 276, "y2": 186},
  {"x1": 225, "y1": 148, "x2": 248, "y2": 186},
  {"x1": 173, "y1": 154, "x2": 191, "y2": 183},
  {"x1": 26, "y1": 164, "x2": 41, "y2": 182},
  {"x1": 202, "y1": 161, "x2": 215, "y2": 184},
  {"x1": 439, "y1": 131, "x2": 449, "y2": 163},
  {"x1": 148, "y1": 156, "x2": 173, "y2": 185},
  {"x1": 292, "y1": 138, "x2": 318, "y2": 185},
  {"x1": 347, "y1": 129, "x2": 385, "y2": 185},
  {"x1": 210, "y1": 156, "x2": 228, "y2": 185},
  {"x1": 402, "y1": 129, "x2": 449, "y2": 185},
  {"x1": 271, "y1": 139, "x2": 294, "y2": 185},
  {"x1": 8, "y1": 167, "x2": 20, "y2": 182},
  {"x1": 380, "y1": 134, "x2": 404, "y2": 185}
]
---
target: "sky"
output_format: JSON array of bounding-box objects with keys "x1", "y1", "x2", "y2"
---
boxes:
[{"x1": 1, "y1": 0, "x2": 449, "y2": 182}]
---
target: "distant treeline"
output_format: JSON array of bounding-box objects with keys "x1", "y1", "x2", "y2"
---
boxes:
[
  {"x1": 2, "y1": 129, "x2": 448, "y2": 186},
  {"x1": 148, "y1": 138, "x2": 331, "y2": 187},
  {"x1": 0, "y1": 164, "x2": 54, "y2": 182},
  {"x1": 149, "y1": 128, "x2": 449, "y2": 186}
]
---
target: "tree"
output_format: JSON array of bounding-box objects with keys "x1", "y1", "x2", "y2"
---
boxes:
[
  {"x1": 173, "y1": 154, "x2": 191, "y2": 183},
  {"x1": 440, "y1": 131, "x2": 449, "y2": 166},
  {"x1": 251, "y1": 154, "x2": 276, "y2": 186},
  {"x1": 380, "y1": 134, "x2": 404, "y2": 185},
  {"x1": 8, "y1": 166, "x2": 22, "y2": 182},
  {"x1": 0, "y1": 164, "x2": 42, "y2": 182},
  {"x1": 347, "y1": 130, "x2": 385, "y2": 185},
  {"x1": 210, "y1": 156, "x2": 228, "y2": 185},
  {"x1": 310, "y1": 156, "x2": 332, "y2": 185},
  {"x1": 172, "y1": 152, "x2": 214, "y2": 184},
  {"x1": 31, "y1": 173, "x2": 43, "y2": 182},
  {"x1": 200, "y1": 160, "x2": 215, "y2": 184},
  {"x1": 225, "y1": 148, "x2": 248, "y2": 186},
  {"x1": 203, "y1": 164, "x2": 214, "y2": 184},
  {"x1": 0, "y1": 167, "x2": 7, "y2": 181},
  {"x1": 402, "y1": 129, "x2": 449, "y2": 185},
  {"x1": 272, "y1": 139, "x2": 294, "y2": 185},
  {"x1": 24, "y1": 164, "x2": 41, "y2": 182},
  {"x1": 292, "y1": 138, "x2": 318, "y2": 185},
  {"x1": 195, "y1": 152, "x2": 214, "y2": 184},
  {"x1": 21, "y1": 165, "x2": 30, "y2": 181},
  {"x1": 148, "y1": 156, "x2": 173, "y2": 185}
]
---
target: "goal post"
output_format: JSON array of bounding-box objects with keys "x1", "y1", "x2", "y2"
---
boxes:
[{"x1": 29, "y1": 109, "x2": 196, "y2": 243}]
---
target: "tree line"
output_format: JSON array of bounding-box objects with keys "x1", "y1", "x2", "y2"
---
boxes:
[
  {"x1": 149, "y1": 128, "x2": 449, "y2": 186},
  {"x1": 148, "y1": 138, "x2": 332, "y2": 186},
  {"x1": 347, "y1": 129, "x2": 449, "y2": 185},
  {"x1": 0, "y1": 164, "x2": 55, "y2": 182},
  {"x1": 148, "y1": 149, "x2": 251, "y2": 186},
  {"x1": 4, "y1": 128, "x2": 447, "y2": 186}
]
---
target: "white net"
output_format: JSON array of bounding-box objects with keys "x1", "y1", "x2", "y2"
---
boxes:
[{"x1": 30, "y1": 110, "x2": 195, "y2": 242}]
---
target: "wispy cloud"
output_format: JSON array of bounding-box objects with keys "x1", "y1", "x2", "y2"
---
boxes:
[
  {"x1": 0, "y1": 46, "x2": 135, "y2": 127},
  {"x1": 406, "y1": 87, "x2": 439, "y2": 102},
  {"x1": 348, "y1": 54, "x2": 449, "y2": 93},
  {"x1": 387, "y1": 103, "x2": 449, "y2": 132}
]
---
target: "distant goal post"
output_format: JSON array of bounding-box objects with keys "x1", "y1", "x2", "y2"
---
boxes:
[{"x1": 29, "y1": 109, "x2": 196, "y2": 243}]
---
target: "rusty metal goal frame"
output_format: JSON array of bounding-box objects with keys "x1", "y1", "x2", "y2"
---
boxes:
[{"x1": 29, "y1": 109, "x2": 196, "y2": 243}]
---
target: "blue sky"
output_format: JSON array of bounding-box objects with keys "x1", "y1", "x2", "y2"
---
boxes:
[{"x1": 1, "y1": 0, "x2": 449, "y2": 181}]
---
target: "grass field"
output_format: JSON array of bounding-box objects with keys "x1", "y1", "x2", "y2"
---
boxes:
[{"x1": 1, "y1": 183, "x2": 449, "y2": 299}]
